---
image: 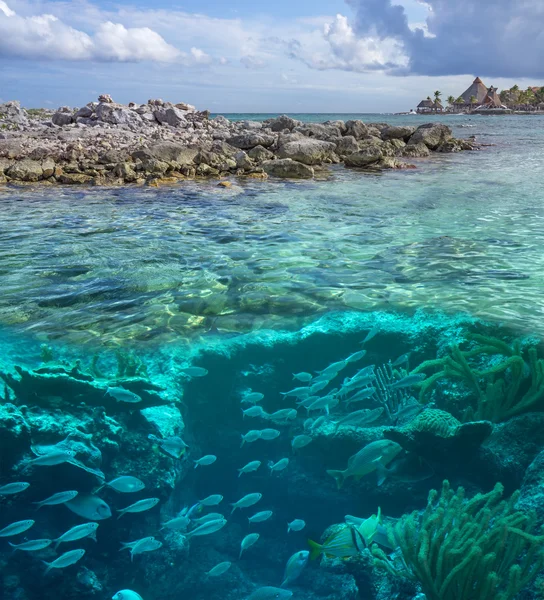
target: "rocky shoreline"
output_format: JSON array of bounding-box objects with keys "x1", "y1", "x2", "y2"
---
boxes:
[{"x1": 0, "y1": 97, "x2": 477, "y2": 186}]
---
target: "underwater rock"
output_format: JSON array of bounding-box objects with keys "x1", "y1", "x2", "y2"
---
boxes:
[
  {"x1": 383, "y1": 409, "x2": 493, "y2": 463},
  {"x1": 0, "y1": 403, "x2": 31, "y2": 474},
  {"x1": 140, "y1": 405, "x2": 184, "y2": 439}
]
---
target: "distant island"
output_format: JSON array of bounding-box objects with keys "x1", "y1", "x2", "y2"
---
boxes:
[{"x1": 417, "y1": 77, "x2": 544, "y2": 114}]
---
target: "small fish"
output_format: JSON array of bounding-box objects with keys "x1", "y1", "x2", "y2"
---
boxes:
[
  {"x1": 310, "y1": 416, "x2": 327, "y2": 431},
  {"x1": 310, "y1": 380, "x2": 329, "y2": 394},
  {"x1": 260, "y1": 428, "x2": 280, "y2": 441},
  {"x1": 120, "y1": 536, "x2": 162, "y2": 562},
  {"x1": 281, "y1": 550, "x2": 309, "y2": 587},
  {"x1": 292, "y1": 435, "x2": 312, "y2": 450},
  {"x1": 243, "y1": 406, "x2": 267, "y2": 419},
  {"x1": 346, "y1": 349, "x2": 367, "y2": 364},
  {"x1": 199, "y1": 494, "x2": 223, "y2": 506},
  {"x1": 391, "y1": 352, "x2": 410, "y2": 367},
  {"x1": 9, "y1": 539, "x2": 52, "y2": 552},
  {"x1": 43, "y1": 548, "x2": 85, "y2": 574},
  {"x1": 184, "y1": 518, "x2": 227, "y2": 538},
  {"x1": 194, "y1": 455, "x2": 217, "y2": 468},
  {"x1": 148, "y1": 434, "x2": 188, "y2": 459},
  {"x1": 206, "y1": 561, "x2": 232, "y2": 577},
  {"x1": 362, "y1": 325, "x2": 379, "y2": 344},
  {"x1": 345, "y1": 387, "x2": 377, "y2": 406},
  {"x1": 181, "y1": 366, "x2": 208, "y2": 378},
  {"x1": 327, "y1": 440, "x2": 402, "y2": 489},
  {"x1": 23, "y1": 450, "x2": 76, "y2": 469},
  {"x1": 65, "y1": 495, "x2": 112, "y2": 521},
  {"x1": 316, "y1": 360, "x2": 348, "y2": 378},
  {"x1": 117, "y1": 498, "x2": 160, "y2": 519},
  {"x1": 33, "y1": 490, "x2": 79, "y2": 509},
  {"x1": 231, "y1": 492, "x2": 262, "y2": 514},
  {"x1": 280, "y1": 386, "x2": 311, "y2": 399},
  {"x1": 185, "y1": 502, "x2": 203, "y2": 518},
  {"x1": 389, "y1": 373, "x2": 426, "y2": 389},
  {"x1": 307, "y1": 396, "x2": 336, "y2": 414},
  {"x1": 297, "y1": 396, "x2": 320, "y2": 409},
  {"x1": 0, "y1": 482, "x2": 30, "y2": 495},
  {"x1": 0, "y1": 519, "x2": 35, "y2": 538},
  {"x1": 293, "y1": 372, "x2": 313, "y2": 383},
  {"x1": 238, "y1": 461, "x2": 262, "y2": 477},
  {"x1": 247, "y1": 586, "x2": 293, "y2": 600},
  {"x1": 287, "y1": 519, "x2": 305, "y2": 533},
  {"x1": 191, "y1": 512, "x2": 224, "y2": 526},
  {"x1": 248, "y1": 510, "x2": 273, "y2": 524},
  {"x1": 112, "y1": 590, "x2": 143, "y2": 600},
  {"x1": 268, "y1": 408, "x2": 297, "y2": 423},
  {"x1": 99, "y1": 476, "x2": 145, "y2": 494},
  {"x1": 241, "y1": 430, "x2": 262, "y2": 447},
  {"x1": 392, "y1": 399, "x2": 423, "y2": 425},
  {"x1": 53, "y1": 523, "x2": 99, "y2": 549},
  {"x1": 242, "y1": 391, "x2": 265, "y2": 404},
  {"x1": 303, "y1": 418, "x2": 314, "y2": 430},
  {"x1": 268, "y1": 458, "x2": 289, "y2": 473},
  {"x1": 333, "y1": 407, "x2": 384, "y2": 433},
  {"x1": 160, "y1": 516, "x2": 190, "y2": 532},
  {"x1": 308, "y1": 526, "x2": 363, "y2": 560},
  {"x1": 105, "y1": 386, "x2": 141, "y2": 403},
  {"x1": 239, "y1": 533, "x2": 260, "y2": 558}
]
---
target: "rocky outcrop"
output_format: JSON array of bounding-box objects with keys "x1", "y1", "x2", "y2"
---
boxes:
[{"x1": 0, "y1": 97, "x2": 478, "y2": 186}]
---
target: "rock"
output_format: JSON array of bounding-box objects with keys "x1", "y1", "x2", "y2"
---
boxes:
[
  {"x1": 140, "y1": 158, "x2": 170, "y2": 174},
  {"x1": 344, "y1": 120, "x2": 369, "y2": 140},
  {"x1": 74, "y1": 106, "x2": 94, "y2": 119},
  {"x1": 212, "y1": 115, "x2": 230, "y2": 127},
  {"x1": 140, "y1": 405, "x2": 184, "y2": 439},
  {"x1": 7, "y1": 159, "x2": 44, "y2": 182},
  {"x1": 154, "y1": 107, "x2": 188, "y2": 128},
  {"x1": 335, "y1": 136, "x2": 359, "y2": 156},
  {"x1": 42, "y1": 158, "x2": 56, "y2": 178},
  {"x1": 248, "y1": 145, "x2": 275, "y2": 161},
  {"x1": 235, "y1": 151, "x2": 253, "y2": 170},
  {"x1": 114, "y1": 162, "x2": 137, "y2": 182},
  {"x1": 96, "y1": 103, "x2": 141, "y2": 127},
  {"x1": 278, "y1": 138, "x2": 337, "y2": 165},
  {"x1": 0, "y1": 101, "x2": 28, "y2": 126},
  {"x1": 58, "y1": 173, "x2": 94, "y2": 184},
  {"x1": 0, "y1": 157, "x2": 12, "y2": 174},
  {"x1": 175, "y1": 102, "x2": 195, "y2": 112},
  {"x1": 344, "y1": 147, "x2": 383, "y2": 167},
  {"x1": 408, "y1": 123, "x2": 453, "y2": 150},
  {"x1": 0, "y1": 404, "x2": 31, "y2": 475},
  {"x1": 381, "y1": 125, "x2": 416, "y2": 141},
  {"x1": 98, "y1": 94, "x2": 114, "y2": 103},
  {"x1": 52, "y1": 111, "x2": 73, "y2": 126},
  {"x1": 402, "y1": 142, "x2": 431, "y2": 158},
  {"x1": 227, "y1": 133, "x2": 276, "y2": 150},
  {"x1": 262, "y1": 158, "x2": 314, "y2": 179},
  {"x1": 239, "y1": 120, "x2": 263, "y2": 130},
  {"x1": 377, "y1": 157, "x2": 416, "y2": 169},
  {"x1": 294, "y1": 123, "x2": 342, "y2": 142},
  {"x1": 267, "y1": 115, "x2": 301, "y2": 132},
  {"x1": 133, "y1": 143, "x2": 198, "y2": 166}
]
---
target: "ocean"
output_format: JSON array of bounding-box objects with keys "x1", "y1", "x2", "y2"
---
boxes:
[{"x1": 1, "y1": 113, "x2": 544, "y2": 600}]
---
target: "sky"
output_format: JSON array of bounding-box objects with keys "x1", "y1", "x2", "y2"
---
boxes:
[{"x1": 1, "y1": 0, "x2": 543, "y2": 112}]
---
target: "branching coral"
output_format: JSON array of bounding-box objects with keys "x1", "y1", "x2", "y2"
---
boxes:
[
  {"x1": 373, "y1": 480, "x2": 544, "y2": 600},
  {"x1": 411, "y1": 335, "x2": 544, "y2": 422}
]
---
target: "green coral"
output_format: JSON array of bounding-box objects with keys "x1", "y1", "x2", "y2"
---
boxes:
[
  {"x1": 412, "y1": 334, "x2": 544, "y2": 422},
  {"x1": 373, "y1": 480, "x2": 544, "y2": 600}
]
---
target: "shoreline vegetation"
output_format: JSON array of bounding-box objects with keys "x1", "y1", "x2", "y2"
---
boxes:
[{"x1": 0, "y1": 96, "x2": 477, "y2": 187}]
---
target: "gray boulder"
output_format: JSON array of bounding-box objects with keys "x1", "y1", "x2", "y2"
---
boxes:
[
  {"x1": 52, "y1": 111, "x2": 73, "y2": 126},
  {"x1": 212, "y1": 115, "x2": 230, "y2": 127},
  {"x1": 344, "y1": 147, "x2": 383, "y2": 167},
  {"x1": 248, "y1": 145, "x2": 275, "y2": 161},
  {"x1": 96, "y1": 103, "x2": 141, "y2": 127},
  {"x1": 335, "y1": 135, "x2": 359, "y2": 156},
  {"x1": 267, "y1": 115, "x2": 301, "y2": 132},
  {"x1": 381, "y1": 125, "x2": 416, "y2": 141},
  {"x1": 262, "y1": 158, "x2": 314, "y2": 179},
  {"x1": 227, "y1": 133, "x2": 275, "y2": 150},
  {"x1": 278, "y1": 138, "x2": 336, "y2": 165},
  {"x1": 154, "y1": 106, "x2": 188, "y2": 128},
  {"x1": 408, "y1": 123, "x2": 452, "y2": 149},
  {"x1": 74, "y1": 106, "x2": 94, "y2": 119},
  {"x1": 402, "y1": 142, "x2": 431, "y2": 158},
  {"x1": 133, "y1": 143, "x2": 199, "y2": 166},
  {"x1": 7, "y1": 159, "x2": 44, "y2": 181},
  {"x1": 294, "y1": 123, "x2": 342, "y2": 142},
  {"x1": 235, "y1": 151, "x2": 253, "y2": 170},
  {"x1": 0, "y1": 101, "x2": 28, "y2": 126},
  {"x1": 345, "y1": 120, "x2": 369, "y2": 140}
]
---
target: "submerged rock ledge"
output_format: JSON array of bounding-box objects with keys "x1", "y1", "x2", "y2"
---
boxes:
[{"x1": 0, "y1": 98, "x2": 477, "y2": 186}]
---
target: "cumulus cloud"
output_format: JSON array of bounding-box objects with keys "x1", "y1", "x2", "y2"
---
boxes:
[
  {"x1": 295, "y1": 0, "x2": 544, "y2": 78},
  {"x1": 240, "y1": 55, "x2": 267, "y2": 69},
  {"x1": 0, "y1": 1, "x2": 208, "y2": 64}
]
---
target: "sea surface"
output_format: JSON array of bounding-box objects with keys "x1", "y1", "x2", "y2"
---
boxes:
[{"x1": 1, "y1": 114, "x2": 544, "y2": 600}]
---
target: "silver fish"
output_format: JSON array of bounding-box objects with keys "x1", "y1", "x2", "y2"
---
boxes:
[
  {"x1": 292, "y1": 435, "x2": 312, "y2": 450},
  {"x1": 391, "y1": 352, "x2": 410, "y2": 367},
  {"x1": 345, "y1": 387, "x2": 377, "y2": 406},
  {"x1": 303, "y1": 418, "x2": 314, "y2": 430},
  {"x1": 121, "y1": 536, "x2": 162, "y2": 561},
  {"x1": 112, "y1": 591, "x2": 143, "y2": 600},
  {"x1": 241, "y1": 430, "x2": 262, "y2": 446},
  {"x1": 346, "y1": 349, "x2": 367, "y2": 364},
  {"x1": 160, "y1": 516, "x2": 190, "y2": 532},
  {"x1": 231, "y1": 493, "x2": 262, "y2": 514},
  {"x1": 259, "y1": 428, "x2": 280, "y2": 441},
  {"x1": 199, "y1": 494, "x2": 223, "y2": 506},
  {"x1": 241, "y1": 391, "x2": 265, "y2": 404},
  {"x1": 181, "y1": 366, "x2": 208, "y2": 378},
  {"x1": 310, "y1": 416, "x2": 328, "y2": 431},
  {"x1": 54, "y1": 522, "x2": 99, "y2": 549},
  {"x1": 100, "y1": 476, "x2": 145, "y2": 493},
  {"x1": 117, "y1": 498, "x2": 160, "y2": 519},
  {"x1": 268, "y1": 458, "x2": 289, "y2": 473},
  {"x1": 389, "y1": 373, "x2": 426, "y2": 389},
  {"x1": 309, "y1": 380, "x2": 329, "y2": 394},
  {"x1": 0, "y1": 482, "x2": 30, "y2": 495},
  {"x1": 148, "y1": 435, "x2": 188, "y2": 459},
  {"x1": 287, "y1": 519, "x2": 305, "y2": 533},
  {"x1": 362, "y1": 325, "x2": 379, "y2": 344},
  {"x1": 268, "y1": 408, "x2": 297, "y2": 423},
  {"x1": 33, "y1": 490, "x2": 79, "y2": 509},
  {"x1": 9, "y1": 539, "x2": 52, "y2": 552},
  {"x1": 248, "y1": 510, "x2": 273, "y2": 524},
  {"x1": 65, "y1": 495, "x2": 112, "y2": 521},
  {"x1": 194, "y1": 455, "x2": 217, "y2": 468},
  {"x1": 24, "y1": 450, "x2": 76, "y2": 469},
  {"x1": 292, "y1": 372, "x2": 312, "y2": 382},
  {"x1": 333, "y1": 407, "x2": 384, "y2": 433},
  {"x1": 247, "y1": 586, "x2": 293, "y2": 600},
  {"x1": 43, "y1": 548, "x2": 85, "y2": 574},
  {"x1": 206, "y1": 561, "x2": 232, "y2": 576},
  {"x1": 185, "y1": 518, "x2": 227, "y2": 538},
  {"x1": 280, "y1": 386, "x2": 311, "y2": 399},
  {"x1": 239, "y1": 533, "x2": 260, "y2": 558},
  {"x1": 105, "y1": 386, "x2": 141, "y2": 403},
  {"x1": 0, "y1": 519, "x2": 35, "y2": 537},
  {"x1": 316, "y1": 360, "x2": 347, "y2": 377},
  {"x1": 191, "y1": 512, "x2": 224, "y2": 526},
  {"x1": 243, "y1": 406, "x2": 267, "y2": 418},
  {"x1": 238, "y1": 461, "x2": 261, "y2": 477},
  {"x1": 281, "y1": 550, "x2": 309, "y2": 587}
]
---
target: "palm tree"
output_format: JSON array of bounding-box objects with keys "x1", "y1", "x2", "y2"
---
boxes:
[
  {"x1": 434, "y1": 90, "x2": 442, "y2": 101},
  {"x1": 469, "y1": 95, "x2": 478, "y2": 111},
  {"x1": 447, "y1": 95, "x2": 455, "y2": 106},
  {"x1": 511, "y1": 84, "x2": 519, "y2": 92}
]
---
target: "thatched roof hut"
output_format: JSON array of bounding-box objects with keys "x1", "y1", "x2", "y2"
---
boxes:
[
  {"x1": 456, "y1": 77, "x2": 488, "y2": 105},
  {"x1": 481, "y1": 86, "x2": 502, "y2": 108},
  {"x1": 417, "y1": 99, "x2": 434, "y2": 109}
]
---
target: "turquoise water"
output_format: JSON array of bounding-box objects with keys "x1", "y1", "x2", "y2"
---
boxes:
[{"x1": 1, "y1": 114, "x2": 544, "y2": 600}]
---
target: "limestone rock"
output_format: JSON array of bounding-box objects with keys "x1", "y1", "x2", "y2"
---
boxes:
[
  {"x1": 262, "y1": 158, "x2": 314, "y2": 179},
  {"x1": 294, "y1": 123, "x2": 342, "y2": 142},
  {"x1": 381, "y1": 125, "x2": 416, "y2": 141},
  {"x1": 335, "y1": 135, "x2": 359, "y2": 156},
  {"x1": 98, "y1": 94, "x2": 114, "y2": 103},
  {"x1": 7, "y1": 159, "x2": 44, "y2": 182},
  {"x1": 345, "y1": 120, "x2": 369, "y2": 140},
  {"x1": 402, "y1": 142, "x2": 431, "y2": 158},
  {"x1": 52, "y1": 112, "x2": 73, "y2": 126},
  {"x1": 58, "y1": 173, "x2": 94, "y2": 184},
  {"x1": 248, "y1": 145, "x2": 274, "y2": 161},
  {"x1": 0, "y1": 101, "x2": 28, "y2": 126},
  {"x1": 278, "y1": 138, "x2": 337, "y2": 165},
  {"x1": 154, "y1": 106, "x2": 188, "y2": 128},
  {"x1": 96, "y1": 103, "x2": 141, "y2": 127},
  {"x1": 227, "y1": 133, "x2": 276, "y2": 150},
  {"x1": 408, "y1": 123, "x2": 453, "y2": 150},
  {"x1": 235, "y1": 151, "x2": 253, "y2": 170},
  {"x1": 74, "y1": 106, "x2": 94, "y2": 119},
  {"x1": 344, "y1": 147, "x2": 382, "y2": 167},
  {"x1": 133, "y1": 143, "x2": 198, "y2": 166},
  {"x1": 267, "y1": 115, "x2": 302, "y2": 132},
  {"x1": 114, "y1": 162, "x2": 137, "y2": 182},
  {"x1": 42, "y1": 158, "x2": 56, "y2": 178}
]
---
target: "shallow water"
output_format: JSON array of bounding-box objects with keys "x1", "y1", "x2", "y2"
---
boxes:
[{"x1": 1, "y1": 114, "x2": 544, "y2": 600}]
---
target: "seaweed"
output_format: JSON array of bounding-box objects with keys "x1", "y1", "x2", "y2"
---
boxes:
[
  {"x1": 411, "y1": 335, "x2": 544, "y2": 422},
  {"x1": 373, "y1": 480, "x2": 544, "y2": 600}
]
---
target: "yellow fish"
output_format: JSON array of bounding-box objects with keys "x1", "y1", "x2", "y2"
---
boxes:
[{"x1": 308, "y1": 525, "x2": 365, "y2": 561}]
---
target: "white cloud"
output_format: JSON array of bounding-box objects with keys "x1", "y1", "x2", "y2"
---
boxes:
[
  {"x1": 240, "y1": 55, "x2": 267, "y2": 69},
  {"x1": 0, "y1": 1, "x2": 207, "y2": 64}
]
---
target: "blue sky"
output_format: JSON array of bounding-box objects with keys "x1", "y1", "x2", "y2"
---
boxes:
[{"x1": 0, "y1": 0, "x2": 542, "y2": 112}]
